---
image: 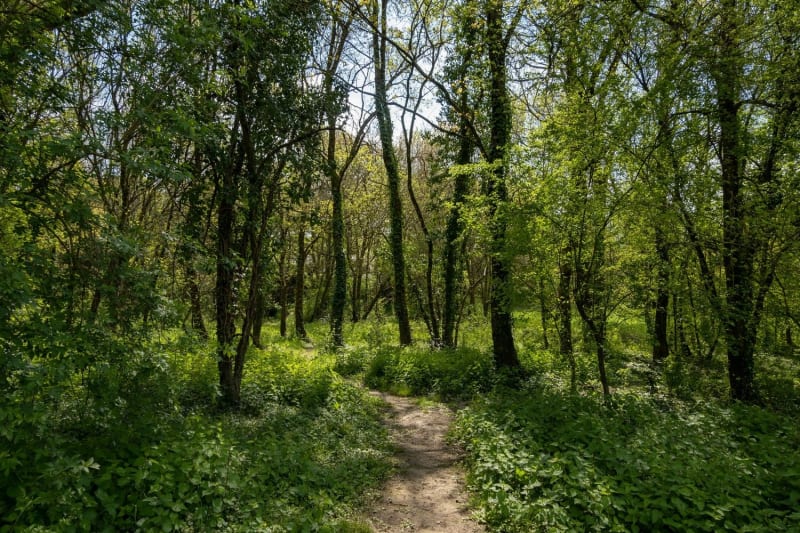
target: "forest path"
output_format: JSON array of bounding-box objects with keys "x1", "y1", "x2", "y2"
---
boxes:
[{"x1": 365, "y1": 391, "x2": 484, "y2": 533}]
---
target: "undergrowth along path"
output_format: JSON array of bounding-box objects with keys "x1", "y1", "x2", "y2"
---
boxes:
[{"x1": 366, "y1": 391, "x2": 484, "y2": 533}]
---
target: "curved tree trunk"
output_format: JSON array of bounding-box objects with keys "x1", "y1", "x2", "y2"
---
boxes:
[{"x1": 372, "y1": 0, "x2": 411, "y2": 346}]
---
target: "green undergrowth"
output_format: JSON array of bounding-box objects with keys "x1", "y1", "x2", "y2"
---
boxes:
[
  {"x1": 1, "y1": 330, "x2": 391, "y2": 532},
  {"x1": 360, "y1": 344, "x2": 497, "y2": 400},
  {"x1": 350, "y1": 340, "x2": 601, "y2": 401},
  {"x1": 330, "y1": 318, "x2": 800, "y2": 532},
  {"x1": 452, "y1": 386, "x2": 800, "y2": 532}
]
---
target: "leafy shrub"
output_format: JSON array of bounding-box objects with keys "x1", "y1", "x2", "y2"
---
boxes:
[
  {"x1": 2, "y1": 330, "x2": 392, "y2": 532},
  {"x1": 332, "y1": 346, "x2": 372, "y2": 377},
  {"x1": 239, "y1": 345, "x2": 335, "y2": 412},
  {"x1": 452, "y1": 387, "x2": 800, "y2": 532},
  {"x1": 363, "y1": 345, "x2": 496, "y2": 399}
]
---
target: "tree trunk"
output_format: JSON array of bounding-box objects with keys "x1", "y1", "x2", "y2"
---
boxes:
[
  {"x1": 442, "y1": 80, "x2": 473, "y2": 348},
  {"x1": 372, "y1": 0, "x2": 411, "y2": 345},
  {"x1": 539, "y1": 278, "x2": 550, "y2": 350},
  {"x1": 311, "y1": 247, "x2": 333, "y2": 321},
  {"x1": 362, "y1": 278, "x2": 388, "y2": 321},
  {"x1": 485, "y1": 0, "x2": 519, "y2": 369},
  {"x1": 407, "y1": 159, "x2": 439, "y2": 344},
  {"x1": 715, "y1": 0, "x2": 757, "y2": 402},
  {"x1": 295, "y1": 226, "x2": 307, "y2": 340},
  {"x1": 251, "y1": 287, "x2": 265, "y2": 348},
  {"x1": 279, "y1": 231, "x2": 288, "y2": 338},
  {"x1": 574, "y1": 261, "x2": 610, "y2": 397},
  {"x1": 557, "y1": 257, "x2": 573, "y2": 358},
  {"x1": 653, "y1": 225, "x2": 670, "y2": 362},
  {"x1": 187, "y1": 265, "x2": 208, "y2": 340},
  {"x1": 329, "y1": 122, "x2": 347, "y2": 348},
  {"x1": 351, "y1": 258, "x2": 362, "y2": 322},
  {"x1": 216, "y1": 162, "x2": 238, "y2": 406}
]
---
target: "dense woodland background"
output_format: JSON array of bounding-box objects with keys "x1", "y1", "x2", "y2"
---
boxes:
[{"x1": 2, "y1": 0, "x2": 799, "y2": 531}]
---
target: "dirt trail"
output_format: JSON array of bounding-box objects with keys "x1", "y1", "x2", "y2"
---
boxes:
[{"x1": 366, "y1": 392, "x2": 484, "y2": 533}]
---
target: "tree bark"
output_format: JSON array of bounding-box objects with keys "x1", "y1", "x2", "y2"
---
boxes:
[
  {"x1": 372, "y1": 0, "x2": 412, "y2": 345},
  {"x1": 539, "y1": 278, "x2": 550, "y2": 350},
  {"x1": 187, "y1": 265, "x2": 208, "y2": 340},
  {"x1": 251, "y1": 286, "x2": 265, "y2": 348},
  {"x1": 279, "y1": 228, "x2": 289, "y2": 338},
  {"x1": 215, "y1": 148, "x2": 238, "y2": 406},
  {"x1": 442, "y1": 86, "x2": 473, "y2": 348},
  {"x1": 715, "y1": 0, "x2": 757, "y2": 402},
  {"x1": 653, "y1": 225, "x2": 670, "y2": 362},
  {"x1": 484, "y1": 0, "x2": 519, "y2": 369},
  {"x1": 557, "y1": 257, "x2": 573, "y2": 358},
  {"x1": 294, "y1": 225, "x2": 307, "y2": 340}
]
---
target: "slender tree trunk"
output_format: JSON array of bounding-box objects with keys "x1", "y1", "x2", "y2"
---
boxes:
[
  {"x1": 279, "y1": 230, "x2": 288, "y2": 338},
  {"x1": 251, "y1": 287, "x2": 265, "y2": 348},
  {"x1": 653, "y1": 225, "x2": 670, "y2": 362},
  {"x1": 311, "y1": 250, "x2": 333, "y2": 321},
  {"x1": 407, "y1": 156, "x2": 439, "y2": 344},
  {"x1": 442, "y1": 90, "x2": 473, "y2": 348},
  {"x1": 574, "y1": 263, "x2": 610, "y2": 397},
  {"x1": 557, "y1": 257, "x2": 573, "y2": 358},
  {"x1": 321, "y1": 14, "x2": 352, "y2": 347},
  {"x1": 539, "y1": 278, "x2": 550, "y2": 350},
  {"x1": 672, "y1": 284, "x2": 693, "y2": 359},
  {"x1": 295, "y1": 225, "x2": 307, "y2": 340},
  {"x1": 372, "y1": 0, "x2": 411, "y2": 345},
  {"x1": 351, "y1": 255, "x2": 362, "y2": 322},
  {"x1": 329, "y1": 126, "x2": 347, "y2": 348},
  {"x1": 187, "y1": 265, "x2": 208, "y2": 340},
  {"x1": 216, "y1": 163, "x2": 238, "y2": 405},
  {"x1": 362, "y1": 278, "x2": 388, "y2": 321}
]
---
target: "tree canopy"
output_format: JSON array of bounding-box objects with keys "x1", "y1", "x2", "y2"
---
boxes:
[{"x1": 1, "y1": 0, "x2": 799, "y2": 530}]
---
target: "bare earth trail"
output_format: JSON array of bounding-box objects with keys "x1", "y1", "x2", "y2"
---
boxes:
[{"x1": 365, "y1": 391, "x2": 485, "y2": 533}]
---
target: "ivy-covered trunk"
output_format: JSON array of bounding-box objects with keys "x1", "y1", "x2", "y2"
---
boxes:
[
  {"x1": 215, "y1": 152, "x2": 238, "y2": 406},
  {"x1": 372, "y1": 0, "x2": 412, "y2": 346},
  {"x1": 329, "y1": 122, "x2": 347, "y2": 347},
  {"x1": 557, "y1": 256, "x2": 573, "y2": 358},
  {"x1": 295, "y1": 225, "x2": 307, "y2": 340},
  {"x1": 653, "y1": 225, "x2": 670, "y2": 362},
  {"x1": 186, "y1": 265, "x2": 208, "y2": 340},
  {"x1": 715, "y1": 0, "x2": 757, "y2": 402},
  {"x1": 442, "y1": 47, "x2": 473, "y2": 348},
  {"x1": 442, "y1": 139, "x2": 471, "y2": 347},
  {"x1": 485, "y1": 0, "x2": 519, "y2": 369}
]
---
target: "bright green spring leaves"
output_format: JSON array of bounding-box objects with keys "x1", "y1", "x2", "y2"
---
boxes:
[
  {"x1": 1, "y1": 336, "x2": 391, "y2": 531},
  {"x1": 452, "y1": 388, "x2": 800, "y2": 532}
]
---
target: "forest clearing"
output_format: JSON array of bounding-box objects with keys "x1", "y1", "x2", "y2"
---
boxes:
[{"x1": 3, "y1": 0, "x2": 800, "y2": 531}]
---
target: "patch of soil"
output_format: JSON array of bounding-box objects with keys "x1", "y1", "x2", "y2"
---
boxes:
[{"x1": 366, "y1": 391, "x2": 484, "y2": 533}]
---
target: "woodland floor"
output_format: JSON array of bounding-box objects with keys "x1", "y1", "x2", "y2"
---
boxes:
[{"x1": 364, "y1": 391, "x2": 484, "y2": 533}]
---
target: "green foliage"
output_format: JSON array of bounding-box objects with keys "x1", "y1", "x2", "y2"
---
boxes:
[
  {"x1": 332, "y1": 346, "x2": 373, "y2": 377},
  {"x1": 1, "y1": 330, "x2": 392, "y2": 531},
  {"x1": 452, "y1": 387, "x2": 800, "y2": 532},
  {"x1": 363, "y1": 345, "x2": 496, "y2": 400}
]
